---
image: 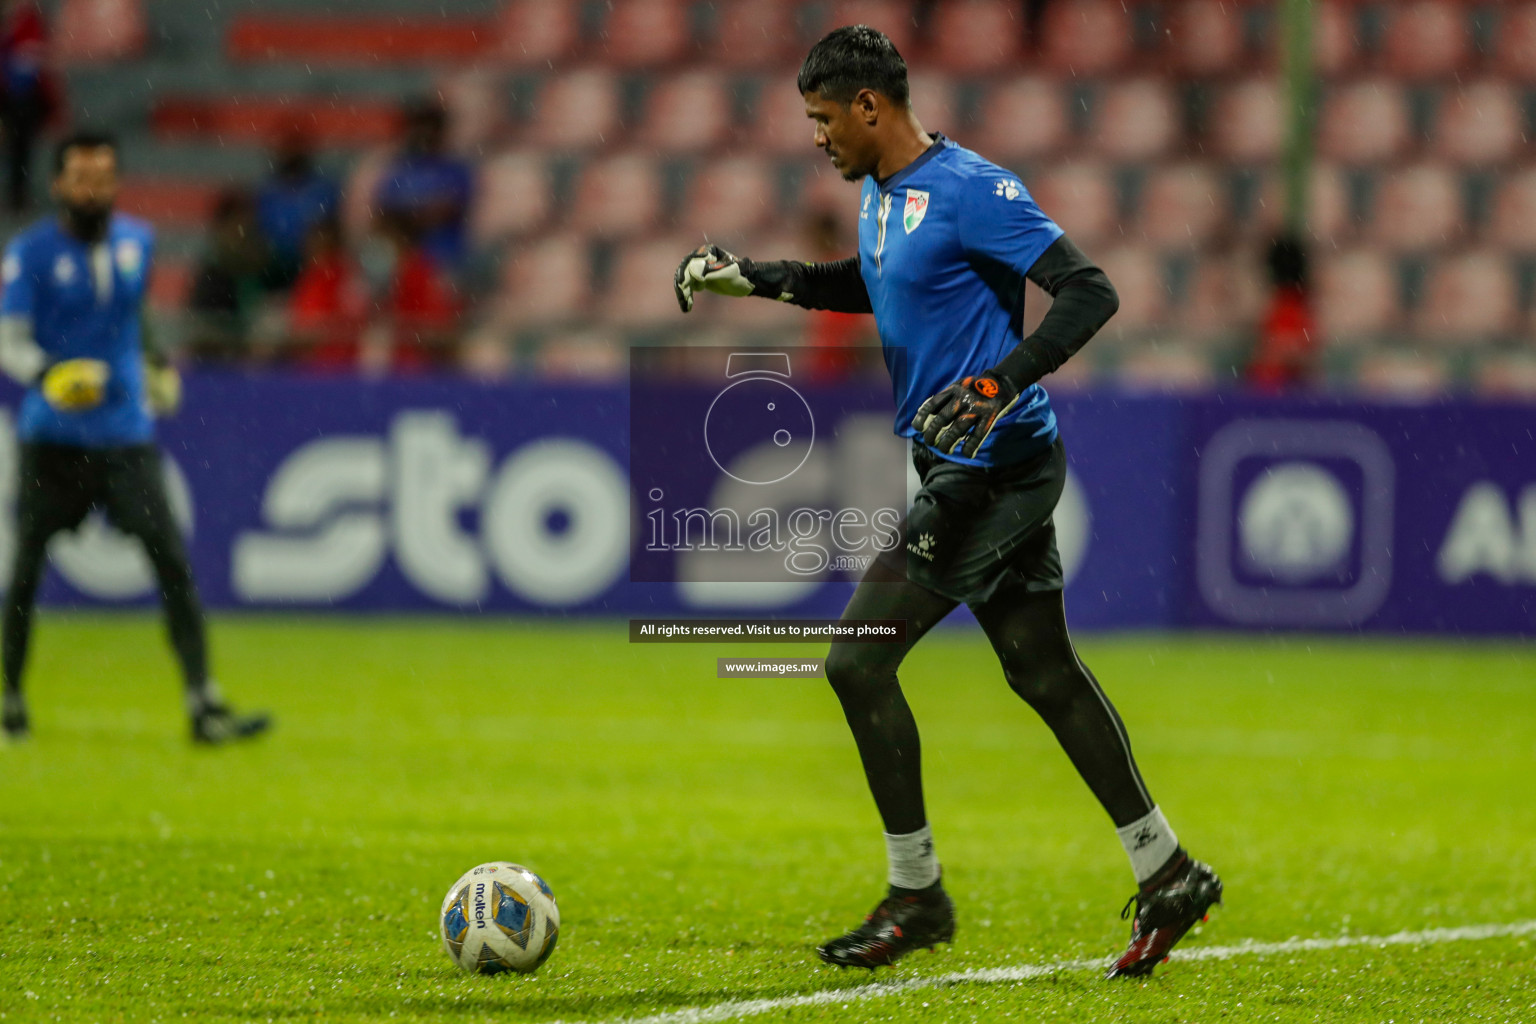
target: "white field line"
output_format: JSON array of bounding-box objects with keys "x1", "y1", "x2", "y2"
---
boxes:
[{"x1": 581, "y1": 919, "x2": 1536, "y2": 1024}]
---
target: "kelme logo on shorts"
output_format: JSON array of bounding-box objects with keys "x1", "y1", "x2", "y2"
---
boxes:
[{"x1": 907, "y1": 531, "x2": 937, "y2": 562}]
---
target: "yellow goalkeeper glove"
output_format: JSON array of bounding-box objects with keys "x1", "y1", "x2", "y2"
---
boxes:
[
  {"x1": 145, "y1": 361, "x2": 182, "y2": 416},
  {"x1": 40, "y1": 358, "x2": 110, "y2": 411}
]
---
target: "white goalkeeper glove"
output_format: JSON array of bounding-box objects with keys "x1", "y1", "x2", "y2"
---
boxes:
[{"x1": 673, "y1": 244, "x2": 790, "y2": 313}]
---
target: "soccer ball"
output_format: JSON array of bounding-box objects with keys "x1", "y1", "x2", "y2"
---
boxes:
[{"x1": 439, "y1": 862, "x2": 560, "y2": 975}]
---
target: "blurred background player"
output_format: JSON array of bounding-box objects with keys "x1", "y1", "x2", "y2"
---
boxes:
[
  {"x1": 0, "y1": 131, "x2": 269, "y2": 744},
  {"x1": 675, "y1": 26, "x2": 1220, "y2": 978}
]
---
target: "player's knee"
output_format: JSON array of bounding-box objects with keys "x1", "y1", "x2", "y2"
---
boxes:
[
  {"x1": 1003, "y1": 659, "x2": 1081, "y2": 714},
  {"x1": 825, "y1": 644, "x2": 895, "y2": 705}
]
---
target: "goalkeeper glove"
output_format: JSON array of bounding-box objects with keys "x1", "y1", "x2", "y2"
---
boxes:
[
  {"x1": 40, "y1": 358, "x2": 110, "y2": 412},
  {"x1": 673, "y1": 244, "x2": 791, "y2": 312},
  {"x1": 913, "y1": 371, "x2": 1022, "y2": 459},
  {"x1": 145, "y1": 360, "x2": 182, "y2": 416}
]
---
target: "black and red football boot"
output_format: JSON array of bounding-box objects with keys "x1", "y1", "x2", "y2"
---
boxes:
[
  {"x1": 817, "y1": 884, "x2": 956, "y2": 969},
  {"x1": 1105, "y1": 853, "x2": 1223, "y2": 979}
]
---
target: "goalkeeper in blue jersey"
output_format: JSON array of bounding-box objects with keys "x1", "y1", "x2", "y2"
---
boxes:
[
  {"x1": 675, "y1": 27, "x2": 1220, "y2": 978},
  {"x1": 0, "y1": 132, "x2": 268, "y2": 745}
]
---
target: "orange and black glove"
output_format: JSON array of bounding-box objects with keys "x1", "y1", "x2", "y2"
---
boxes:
[{"x1": 912, "y1": 371, "x2": 1022, "y2": 459}]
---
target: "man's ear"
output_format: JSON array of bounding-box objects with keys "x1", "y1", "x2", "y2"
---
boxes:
[{"x1": 854, "y1": 88, "x2": 881, "y2": 125}]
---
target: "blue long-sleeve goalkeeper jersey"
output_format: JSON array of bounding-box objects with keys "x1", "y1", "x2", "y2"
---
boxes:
[{"x1": 858, "y1": 134, "x2": 1064, "y2": 468}]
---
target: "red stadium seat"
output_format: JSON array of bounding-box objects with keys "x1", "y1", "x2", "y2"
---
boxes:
[
  {"x1": 706, "y1": 1, "x2": 799, "y2": 69},
  {"x1": 568, "y1": 154, "x2": 664, "y2": 238},
  {"x1": 1318, "y1": 80, "x2": 1411, "y2": 165},
  {"x1": 1369, "y1": 164, "x2": 1465, "y2": 252},
  {"x1": 1027, "y1": 163, "x2": 1118, "y2": 247},
  {"x1": 117, "y1": 179, "x2": 219, "y2": 229},
  {"x1": 1092, "y1": 246, "x2": 1167, "y2": 335},
  {"x1": 1354, "y1": 350, "x2": 1451, "y2": 397},
  {"x1": 1209, "y1": 78, "x2": 1284, "y2": 165},
  {"x1": 533, "y1": 330, "x2": 628, "y2": 379},
  {"x1": 929, "y1": 0, "x2": 1026, "y2": 74},
  {"x1": 1138, "y1": 164, "x2": 1226, "y2": 250},
  {"x1": 972, "y1": 78, "x2": 1070, "y2": 165},
  {"x1": 1166, "y1": 0, "x2": 1246, "y2": 78},
  {"x1": 1315, "y1": 249, "x2": 1399, "y2": 342},
  {"x1": 597, "y1": 0, "x2": 692, "y2": 68},
  {"x1": 1486, "y1": 169, "x2": 1536, "y2": 252},
  {"x1": 1255, "y1": 164, "x2": 1354, "y2": 244},
  {"x1": 1090, "y1": 80, "x2": 1180, "y2": 162},
  {"x1": 1039, "y1": 0, "x2": 1134, "y2": 78},
  {"x1": 498, "y1": 234, "x2": 592, "y2": 324},
  {"x1": 471, "y1": 152, "x2": 552, "y2": 246},
  {"x1": 226, "y1": 14, "x2": 491, "y2": 65},
  {"x1": 1413, "y1": 251, "x2": 1519, "y2": 345},
  {"x1": 146, "y1": 257, "x2": 193, "y2": 311},
  {"x1": 826, "y1": 1, "x2": 917, "y2": 57},
  {"x1": 494, "y1": 0, "x2": 580, "y2": 67},
  {"x1": 437, "y1": 69, "x2": 508, "y2": 154},
  {"x1": 1430, "y1": 81, "x2": 1527, "y2": 168},
  {"x1": 678, "y1": 156, "x2": 777, "y2": 239},
  {"x1": 757, "y1": 83, "x2": 816, "y2": 156},
  {"x1": 1312, "y1": 1, "x2": 1358, "y2": 79},
  {"x1": 56, "y1": 0, "x2": 146, "y2": 63},
  {"x1": 1180, "y1": 255, "x2": 1263, "y2": 342},
  {"x1": 604, "y1": 236, "x2": 702, "y2": 327},
  {"x1": 1380, "y1": 0, "x2": 1470, "y2": 81},
  {"x1": 1492, "y1": 3, "x2": 1536, "y2": 82},
  {"x1": 1473, "y1": 352, "x2": 1536, "y2": 399},
  {"x1": 635, "y1": 72, "x2": 734, "y2": 153},
  {"x1": 525, "y1": 69, "x2": 622, "y2": 150},
  {"x1": 152, "y1": 96, "x2": 400, "y2": 146},
  {"x1": 908, "y1": 74, "x2": 960, "y2": 137},
  {"x1": 1117, "y1": 347, "x2": 1217, "y2": 392}
]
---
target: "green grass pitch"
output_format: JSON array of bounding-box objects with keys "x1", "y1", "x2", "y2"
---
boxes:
[{"x1": 1, "y1": 615, "x2": 1533, "y2": 1023}]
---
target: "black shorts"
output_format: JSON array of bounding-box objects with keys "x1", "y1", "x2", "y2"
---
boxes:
[
  {"x1": 14, "y1": 443, "x2": 181, "y2": 549},
  {"x1": 875, "y1": 437, "x2": 1067, "y2": 609}
]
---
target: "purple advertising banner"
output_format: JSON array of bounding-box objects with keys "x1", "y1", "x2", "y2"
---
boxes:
[{"x1": 1, "y1": 375, "x2": 1531, "y2": 634}]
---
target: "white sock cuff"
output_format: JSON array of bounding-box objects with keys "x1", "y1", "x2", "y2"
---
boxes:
[
  {"x1": 1117, "y1": 806, "x2": 1180, "y2": 885},
  {"x1": 884, "y1": 825, "x2": 940, "y2": 890}
]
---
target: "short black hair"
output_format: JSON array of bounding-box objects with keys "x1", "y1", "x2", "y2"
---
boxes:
[
  {"x1": 797, "y1": 25, "x2": 910, "y2": 107},
  {"x1": 53, "y1": 130, "x2": 119, "y2": 176}
]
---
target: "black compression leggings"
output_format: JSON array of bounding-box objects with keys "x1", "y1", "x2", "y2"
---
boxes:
[{"x1": 825, "y1": 562, "x2": 1155, "y2": 835}]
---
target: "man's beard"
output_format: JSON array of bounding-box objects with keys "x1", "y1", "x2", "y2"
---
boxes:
[{"x1": 62, "y1": 202, "x2": 112, "y2": 241}]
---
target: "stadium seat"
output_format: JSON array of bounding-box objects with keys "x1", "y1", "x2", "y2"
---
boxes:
[
  {"x1": 825, "y1": 1, "x2": 917, "y2": 58},
  {"x1": 152, "y1": 96, "x2": 400, "y2": 147},
  {"x1": 1090, "y1": 80, "x2": 1180, "y2": 162},
  {"x1": 116, "y1": 179, "x2": 219, "y2": 229},
  {"x1": 1318, "y1": 80, "x2": 1411, "y2": 165},
  {"x1": 1254, "y1": 164, "x2": 1353, "y2": 243},
  {"x1": 1165, "y1": 0, "x2": 1246, "y2": 78},
  {"x1": 1209, "y1": 79, "x2": 1285, "y2": 165},
  {"x1": 56, "y1": 0, "x2": 146, "y2": 63},
  {"x1": 1027, "y1": 163, "x2": 1118, "y2": 247},
  {"x1": 1473, "y1": 352, "x2": 1536, "y2": 399},
  {"x1": 533, "y1": 329, "x2": 628, "y2": 379},
  {"x1": 604, "y1": 236, "x2": 702, "y2": 327},
  {"x1": 635, "y1": 72, "x2": 734, "y2": 153},
  {"x1": 1181, "y1": 255, "x2": 1263, "y2": 342},
  {"x1": 1430, "y1": 81, "x2": 1526, "y2": 167},
  {"x1": 498, "y1": 233, "x2": 592, "y2": 324},
  {"x1": 471, "y1": 152, "x2": 552, "y2": 246},
  {"x1": 929, "y1": 0, "x2": 1026, "y2": 75},
  {"x1": 706, "y1": 1, "x2": 799, "y2": 69},
  {"x1": 1413, "y1": 251, "x2": 1519, "y2": 344},
  {"x1": 1311, "y1": 1, "x2": 1358, "y2": 79},
  {"x1": 678, "y1": 156, "x2": 777, "y2": 239},
  {"x1": 1491, "y1": 3, "x2": 1536, "y2": 81},
  {"x1": 1117, "y1": 347, "x2": 1217, "y2": 392},
  {"x1": 437, "y1": 69, "x2": 508, "y2": 154},
  {"x1": 1315, "y1": 249, "x2": 1400, "y2": 343},
  {"x1": 756, "y1": 82, "x2": 816, "y2": 156},
  {"x1": 568, "y1": 154, "x2": 664, "y2": 238},
  {"x1": 525, "y1": 70, "x2": 623, "y2": 150},
  {"x1": 597, "y1": 0, "x2": 693, "y2": 68},
  {"x1": 1091, "y1": 246, "x2": 1167, "y2": 336},
  {"x1": 907, "y1": 74, "x2": 960, "y2": 138},
  {"x1": 1369, "y1": 164, "x2": 1466, "y2": 252},
  {"x1": 1039, "y1": 0, "x2": 1134, "y2": 77},
  {"x1": 1380, "y1": 0, "x2": 1470, "y2": 81},
  {"x1": 971, "y1": 78, "x2": 1070, "y2": 165},
  {"x1": 146, "y1": 257, "x2": 193, "y2": 311},
  {"x1": 1353, "y1": 350, "x2": 1451, "y2": 398},
  {"x1": 226, "y1": 14, "x2": 491, "y2": 65},
  {"x1": 1138, "y1": 164, "x2": 1226, "y2": 250},
  {"x1": 493, "y1": 0, "x2": 580, "y2": 67},
  {"x1": 1485, "y1": 169, "x2": 1536, "y2": 252}
]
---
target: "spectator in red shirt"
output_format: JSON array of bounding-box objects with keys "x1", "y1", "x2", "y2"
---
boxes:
[
  {"x1": 288, "y1": 216, "x2": 368, "y2": 371},
  {"x1": 0, "y1": 0, "x2": 61, "y2": 212},
  {"x1": 1249, "y1": 236, "x2": 1319, "y2": 394}
]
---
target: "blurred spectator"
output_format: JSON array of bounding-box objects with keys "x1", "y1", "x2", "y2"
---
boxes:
[
  {"x1": 1248, "y1": 236, "x2": 1319, "y2": 394},
  {"x1": 185, "y1": 189, "x2": 272, "y2": 364},
  {"x1": 287, "y1": 215, "x2": 368, "y2": 371},
  {"x1": 801, "y1": 210, "x2": 877, "y2": 380},
  {"x1": 0, "y1": 0, "x2": 60, "y2": 212},
  {"x1": 256, "y1": 129, "x2": 341, "y2": 290},
  {"x1": 355, "y1": 212, "x2": 462, "y2": 374},
  {"x1": 373, "y1": 99, "x2": 474, "y2": 275}
]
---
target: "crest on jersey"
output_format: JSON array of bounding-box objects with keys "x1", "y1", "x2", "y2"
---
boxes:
[
  {"x1": 53, "y1": 255, "x2": 76, "y2": 285},
  {"x1": 903, "y1": 189, "x2": 929, "y2": 234},
  {"x1": 115, "y1": 239, "x2": 144, "y2": 279}
]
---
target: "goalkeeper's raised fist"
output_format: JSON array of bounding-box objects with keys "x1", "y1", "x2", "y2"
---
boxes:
[
  {"x1": 913, "y1": 372, "x2": 1022, "y2": 459},
  {"x1": 40, "y1": 358, "x2": 110, "y2": 412},
  {"x1": 673, "y1": 244, "x2": 790, "y2": 312}
]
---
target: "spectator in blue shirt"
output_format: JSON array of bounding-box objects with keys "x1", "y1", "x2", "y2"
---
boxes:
[
  {"x1": 255, "y1": 129, "x2": 339, "y2": 290},
  {"x1": 373, "y1": 100, "x2": 474, "y2": 274}
]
